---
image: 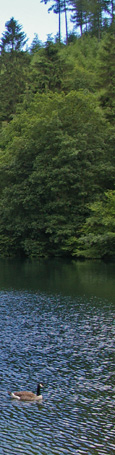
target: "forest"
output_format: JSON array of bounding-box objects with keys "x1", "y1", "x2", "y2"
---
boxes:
[{"x1": 0, "y1": 0, "x2": 115, "y2": 260}]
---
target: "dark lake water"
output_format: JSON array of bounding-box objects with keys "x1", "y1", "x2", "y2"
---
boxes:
[{"x1": 0, "y1": 259, "x2": 115, "y2": 455}]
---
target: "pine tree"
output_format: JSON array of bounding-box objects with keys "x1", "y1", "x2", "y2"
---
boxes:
[
  {"x1": 69, "y1": 0, "x2": 113, "y2": 37},
  {"x1": 0, "y1": 18, "x2": 29, "y2": 121},
  {"x1": 0, "y1": 17, "x2": 27, "y2": 53},
  {"x1": 41, "y1": 0, "x2": 62, "y2": 42},
  {"x1": 70, "y1": 0, "x2": 88, "y2": 35}
]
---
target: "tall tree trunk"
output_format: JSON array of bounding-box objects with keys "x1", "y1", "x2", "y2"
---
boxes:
[
  {"x1": 111, "y1": 0, "x2": 114, "y2": 23},
  {"x1": 80, "y1": 6, "x2": 83, "y2": 36},
  {"x1": 59, "y1": 0, "x2": 61, "y2": 42},
  {"x1": 98, "y1": 1, "x2": 102, "y2": 40},
  {"x1": 64, "y1": 0, "x2": 68, "y2": 44},
  {"x1": 80, "y1": 23, "x2": 83, "y2": 36}
]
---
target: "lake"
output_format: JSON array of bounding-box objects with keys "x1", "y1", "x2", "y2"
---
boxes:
[{"x1": 0, "y1": 258, "x2": 115, "y2": 454}]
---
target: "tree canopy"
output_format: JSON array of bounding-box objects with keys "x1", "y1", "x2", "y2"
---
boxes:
[{"x1": 0, "y1": 17, "x2": 114, "y2": 260}]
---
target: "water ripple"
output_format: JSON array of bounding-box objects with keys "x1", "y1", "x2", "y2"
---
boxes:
[{"x1": 0, "y1": 289, "x2": 115, "y2": 454}]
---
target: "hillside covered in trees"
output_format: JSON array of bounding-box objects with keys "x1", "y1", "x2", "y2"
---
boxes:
[{"x1": 0, "y1": 4, "x2": 115, "y2": 260}]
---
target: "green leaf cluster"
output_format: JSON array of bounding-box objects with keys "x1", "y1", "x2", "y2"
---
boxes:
[{"x1": 74, "y1": 191, "x2": 115, "y2": 259}]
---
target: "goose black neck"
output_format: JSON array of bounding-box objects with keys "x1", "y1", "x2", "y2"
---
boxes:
[{"x1": 37, "y1": 384, "x2": 41, "y2": 396}]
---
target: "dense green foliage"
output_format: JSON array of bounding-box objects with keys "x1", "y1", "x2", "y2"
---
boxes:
[
  {"x1": 0, "y1": 17, "x2": 115, "y2": 259},
  {"x1": 74, "y1": 191, "x2": 115, "y2": 259}
]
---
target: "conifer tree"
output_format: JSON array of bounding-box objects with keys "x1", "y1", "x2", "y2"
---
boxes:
[
  {"x1": 0, "y1": 18, "x2": 29, "y2": 121},
  {"x1": 41, "y1": 0, "x2": 62, "y2": 42},
  {"x1": 41, "y1": 0, "x2": 69, "y2": 42},
  {"x1": 0, "y1": 17, "x2": 27, "y2": 53},
  {"x1": 69, "y1": 0, "x2": 113, "y2": 37},
  {"x1": 70, "y1": 0, "x2": 89, "y2": 36}
]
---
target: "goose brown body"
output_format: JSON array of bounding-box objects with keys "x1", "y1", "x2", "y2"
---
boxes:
[{"x1": 8, "y1": 383, "x2": 43, "y2": 401}]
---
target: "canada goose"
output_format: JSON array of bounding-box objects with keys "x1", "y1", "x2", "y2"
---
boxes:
[{"x1": 8, "y1": 383, "x2": 43, "y2": 401}]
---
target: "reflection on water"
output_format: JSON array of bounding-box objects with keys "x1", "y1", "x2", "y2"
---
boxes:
[
  {"x1": 0, "y1": 259, "x2": 115, "y2": 454},
  {"x1": 0, "y1": 258, "x2": 115, "y2": 300}
]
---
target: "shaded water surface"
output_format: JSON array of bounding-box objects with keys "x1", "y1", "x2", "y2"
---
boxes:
[{"x1": 0, "y1": 259, "x2": 115, "y2": 454}]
